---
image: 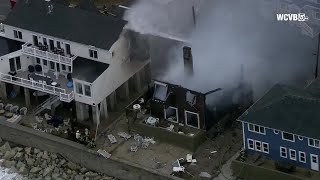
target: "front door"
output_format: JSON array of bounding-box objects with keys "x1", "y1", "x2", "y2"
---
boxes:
[{"x1": 311, "y1": 154, "x2": 319, "y2": 171}]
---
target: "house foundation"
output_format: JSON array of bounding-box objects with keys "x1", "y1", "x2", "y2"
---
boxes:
[
  {"x1": 24, "y1": 88, "x2": 31, "y2": 107},
  {"x1": 108, "y1": 91, "x2": 117, "y2": 110},
  {"x1": 75, "y1": 102, "x2": 89, "y2": 121},
  {"x1": 0, "y1": 82, "x2": 7, "y2": 100},
  {"x1": 100, "y1": 98, "x2": 108, "y2": 119}
]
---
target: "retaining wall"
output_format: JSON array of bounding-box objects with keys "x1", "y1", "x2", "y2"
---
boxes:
[{"x1": 0, "y1": 120, "x2": 182, "y2": 180}]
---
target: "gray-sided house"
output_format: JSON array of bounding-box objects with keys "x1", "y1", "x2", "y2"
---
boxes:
[
  {"x1": 238, "y1": 81, "x2": 320, "y2": 171},
  {"x1": 151, "y1": 47, "x2": 253, "y2": 131},
  {"x1": 0, "y1": 0, "x2": 151, "y2": 125}
]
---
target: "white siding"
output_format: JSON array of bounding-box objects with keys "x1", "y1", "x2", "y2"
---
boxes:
[{"x1": 3, "y1": 25, "x2": 112, "y2": 64}]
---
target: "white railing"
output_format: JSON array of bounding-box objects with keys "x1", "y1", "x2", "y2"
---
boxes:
[
  {"x1": 0, "y1": 72, "x2": 74, "y2": 102},
  {"x1": 21, "y1": 42, "x2": 77, "y2": 66}
]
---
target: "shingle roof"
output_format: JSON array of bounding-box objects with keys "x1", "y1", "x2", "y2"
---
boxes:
[
  {"x1": 239, "y1": 84, "x2": 320, "y2": 139},
  {"x1": 4, "y1": 0, "x2": 127, "y2": 50}
]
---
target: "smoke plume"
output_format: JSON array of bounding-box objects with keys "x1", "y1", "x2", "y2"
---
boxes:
[{"x1": 125, "y1": 0, "x2": 316, "y2": 99}]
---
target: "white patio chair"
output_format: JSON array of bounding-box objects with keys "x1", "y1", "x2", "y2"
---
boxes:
[
  {"x1": 0, "y1": 103, "x2": 4, "y2": 110},
  {"x1": 44, "y1": 113, "x2": 52, "y2": 121},
  {"x1": 19, "y1": 107, "x2": 27, "y2": 115},
  {"x1": 35, "y1": 116, "x2": 43, "y2": 123},
  {"x1": 10, "y1": 105, "x2": 19, "y2": 114},
  {"x1": 5, "y1": 104, "x2": 12, "y2": 111}
]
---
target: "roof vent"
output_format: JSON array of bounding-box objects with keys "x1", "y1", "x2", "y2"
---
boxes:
[{"x1": 47, "y1": 5, "x2": 54, "y2": 14}]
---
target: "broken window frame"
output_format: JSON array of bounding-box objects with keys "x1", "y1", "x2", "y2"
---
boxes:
[
  {"x1": 153, "y1": 81, "x2": 169, "y2": 102},
  {"x1": 184, "y1": 110, "x2": 200, "y2": 129},
  {"x1": 164, "y1": 106, "x2": 179, "y2": 123},
  {"x1": 186, "y1": 91, "x2": 196, "y2": 106}
]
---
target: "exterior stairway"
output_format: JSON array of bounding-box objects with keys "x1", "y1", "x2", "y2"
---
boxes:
[{"x1": 33, "y1": 95, "x2": 60, "y2": 115}]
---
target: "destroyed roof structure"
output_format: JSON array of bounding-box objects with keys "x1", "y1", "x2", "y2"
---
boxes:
[{"x1": 238, "y1": 82, "x2": 320, "y2": 171}]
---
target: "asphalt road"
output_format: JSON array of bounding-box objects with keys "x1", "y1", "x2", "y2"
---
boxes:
[{"x1": 0, "y1": 0, "x2": 11, "y2": 18}]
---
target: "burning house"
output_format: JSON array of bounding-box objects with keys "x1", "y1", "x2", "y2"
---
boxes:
[
  {"x1": 127, "y1": 46, "x2": 253, "y2": 151},
  {"x1": 151, "y1": 46, "x2": 254, "y2": 131}
]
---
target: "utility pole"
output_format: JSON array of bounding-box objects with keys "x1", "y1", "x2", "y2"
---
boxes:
[
  {"x1": 315, "y1": 33, "x2": 320, "y2": 79},
  {"x1": 192, "y1": 6, "x2": 196, "y2": 26}
]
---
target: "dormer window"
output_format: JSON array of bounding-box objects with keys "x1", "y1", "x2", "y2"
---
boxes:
[
  {"x1": 186, "y1": 91, "x2": 196, "y2": 106},
  {"x1": 153, "y1": 82, "x2": 168, "y2": 101},
  {"x1": 89, "y1": 49, "x2": 98, "y2": 59}
]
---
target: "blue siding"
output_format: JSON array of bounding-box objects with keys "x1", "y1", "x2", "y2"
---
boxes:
[{"x1": 243, "y1": 122, "x2": 320, "y2": 170}]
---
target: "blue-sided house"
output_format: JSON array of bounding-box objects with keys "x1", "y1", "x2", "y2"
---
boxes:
[{"x1": 238, "y1": 82, "x2": 320, "y2": 171}]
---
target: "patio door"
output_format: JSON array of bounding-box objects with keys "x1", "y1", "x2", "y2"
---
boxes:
[
  {"x1": 49, "y1": 39, "x2": 55, "y2": 51},
  {"x1": 65, "y1": 43, "x2": 71, "y2": 55},
  {"x1": 9, "y1": 57, "x2": 21, "y2": 72},
  {"x1": 311, "y1": 154, "x2": 319, "y2": 171},
  {"x1": 33, "y1": 35, "x2": 38, "y2": 46}
]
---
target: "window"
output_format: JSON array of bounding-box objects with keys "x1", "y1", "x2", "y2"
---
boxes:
[
  {"x1": 289, "y1": 149, "x2": 296, "y2": 161},
  {"x1": 186, "y1": 91, "x2": 196, "y2": 106},
  {"x1": 255, "y1": 141, "x2": 262, "y2": 152},
  {"x1": 43, "y1": 60, "x2": 48, "y2": 66},
  {"x1": 15, "y1": 57, "x2": 21, "y2": 70},
  {"x1": 308, "y1": 138, "x2": 320, "y2": 148},
  {"x1": 164, "y1": 106, "x2": 178, "y2": 123},
  {"x1": 84, "y1": 84, "x2": 91, "y2": 97},
  {"x1": 153, "y1": 82, "x2": 168, "y2": 101},
  {"x1": 280, "y1": 147, "x2": 287, "y2": 158},
  {"x1": 50, "y1": 61, "x2": 55, "y2": 70},
  {"x1": 247, "y1": 123, "x2": 266, "y2": 134},
  {"x1": 68, "y1": 66, "x2": 72, "y2": 72},
  {"x1": 36, "y1": 58, "x2": 41, "y2": 64},
  {"x1": 298, "y1": 136, "x2": 303, "y2": 141},
  {"x1": 185, "y1": 111, "x2": 200, "y2": 129},
  {"x1": 282, "y1": 132, "x2": 295, "y2": 142},
  {"x1": 57, "y1": 41, "x2": 61, "y2": 49},
  {"x1": 62, "y1": 64, "x2": 66, "y2": 71},
  {"x1": 43, "y1": 38, "x2": 47, "y2": 46},
  {"x1": 274, "y1": 130, "x2": 279, "y2": 134},
  {"x1": 247, "y1": 139, "x2": 254, "y2": 150},
  {"x1": 299, "y1": 151, "x2": 306, "y2": 163},
  {"x1": 13, "y1": 30, "x2": 22, "y2": 39},
  {"x1": 262, "y1": 142, "x2": 269, "y2": 153},
  {"x1": 76, "y1": 82, "x2": 83, "y2": 94},
  {"x1": 89, "y1": 49, "x2": 98, "y2": 59}
]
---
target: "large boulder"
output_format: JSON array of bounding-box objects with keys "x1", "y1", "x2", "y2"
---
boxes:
[
  {"x1": 67, "y1": 162, "x2": 77, "y2": 170},
  {"x1": 74, "y1": 175, "x2": 84, "y2": 180},
  {"x1": 43, "y1": 166, "x2": 54, "y2": 177},
  {"x1": 30, "y1": 166, "x2": 42, "y2": 173},
  {"x1": 3, "y1": 160, "x2": 16, "y2": 168},
  {"x1": 42, "y1": 151, "x2": 49, "y2": 160},
  {"x1": 3, "y1": 150, "x2": 16, "y2": 160},
  {"x1": 16, "y1": 161, "x2": 26, "y2": 169},
  {"x1": 18, "y1": 166, "x2": 29, "y2": 175},
  {"x1": 25, "y1": 147, "x2": 32, "y2": 155},
  {"x1": 0, "y1": 142, "x2": 11, "y2": 154}
]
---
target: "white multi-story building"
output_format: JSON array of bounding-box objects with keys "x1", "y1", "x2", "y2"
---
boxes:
[{"x1": 0, "y1": 0, "x2": 151, "y2": 124}]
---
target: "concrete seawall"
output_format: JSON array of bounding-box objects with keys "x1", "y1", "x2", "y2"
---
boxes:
[{"x1": 0, "y1": 121, "x2": 182, "y2": 180}]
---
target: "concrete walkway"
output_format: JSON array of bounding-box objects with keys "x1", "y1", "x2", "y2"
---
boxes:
[{"x1": 213, "y1": 151, "x2": 240, "y2": 180}]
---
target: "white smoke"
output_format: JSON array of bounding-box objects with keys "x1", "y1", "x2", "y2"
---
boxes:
[{"x1": 125, "y1": 0, "x2": 316, "y2": 99}]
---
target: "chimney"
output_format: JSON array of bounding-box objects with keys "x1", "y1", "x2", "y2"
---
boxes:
[{"x1": 183, "y1": 46, "x2": 193, "y2": 75}]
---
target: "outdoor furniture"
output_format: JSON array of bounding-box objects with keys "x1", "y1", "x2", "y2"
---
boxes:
[
  {"x1": 35, "y1": 116, "x2": 43, "y2": 123},
  {"x1": 10, "y1": 105, "x2": 19, "y2": 114},
  {"x1": 7, "y1": 115, "x2": 22, "y2": 124},
  {"x1": 44, "y1": 113, "x2": 52, "y2": 121},
  {"x1": 30, "y1": 74, "x2": 53, "y2": 85},
  {"x1": 8, "y1": 71, "x2": 17, "y2": 76},
  {"x1": 0, "y1": 103, "x2": 4, "y2": 110},
  {"x1": 5, "y1": 104, "x2": 12, "y2": 111},
  {"x1": 63, "y1": 118, "x2": 70, "y2": 126},
  {"x1": 28, "y1": 65, "x2": 35, "y2": 73},
  {"x1": 118, "y1": 132, "x2": 132, "y2": 140},
  {"x1": 145, "y1": 117, "x2": 159, "y2": 126},
  {"x1": 97, "y1": 149, "x2": 111, "y2": 159},
  {"x1": 35, "y1": 65, "x2": 42, "y2": 72},
  {"x1": 66, "y1": 80, "x2": 73, "y2": 88},
  {"x1": 107, "y1": 134, "x2": 117, "y2": 144},
  {"x1": 19, "y1": 107, "x2": 27, "y2": 115},
  {"x1": 5, "y1": 112, "x2": 13, "y2": 118}
]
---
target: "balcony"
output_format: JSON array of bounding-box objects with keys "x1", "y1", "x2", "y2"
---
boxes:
[
  {"x1": 21, "y1": 42, "x2": 77, "y2": 66},
  {"x1": 0, "y1": 72, "x2": 74, "y2": 102}
]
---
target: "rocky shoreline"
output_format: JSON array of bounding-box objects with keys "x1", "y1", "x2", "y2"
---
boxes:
[{"x1": 0, "y1": 138, "x2": 114, "y2": 180}]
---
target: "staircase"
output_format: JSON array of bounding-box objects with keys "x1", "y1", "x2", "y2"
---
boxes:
[{"x1": 33, "y1": 95, "x2": 60, "y2": 115}]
